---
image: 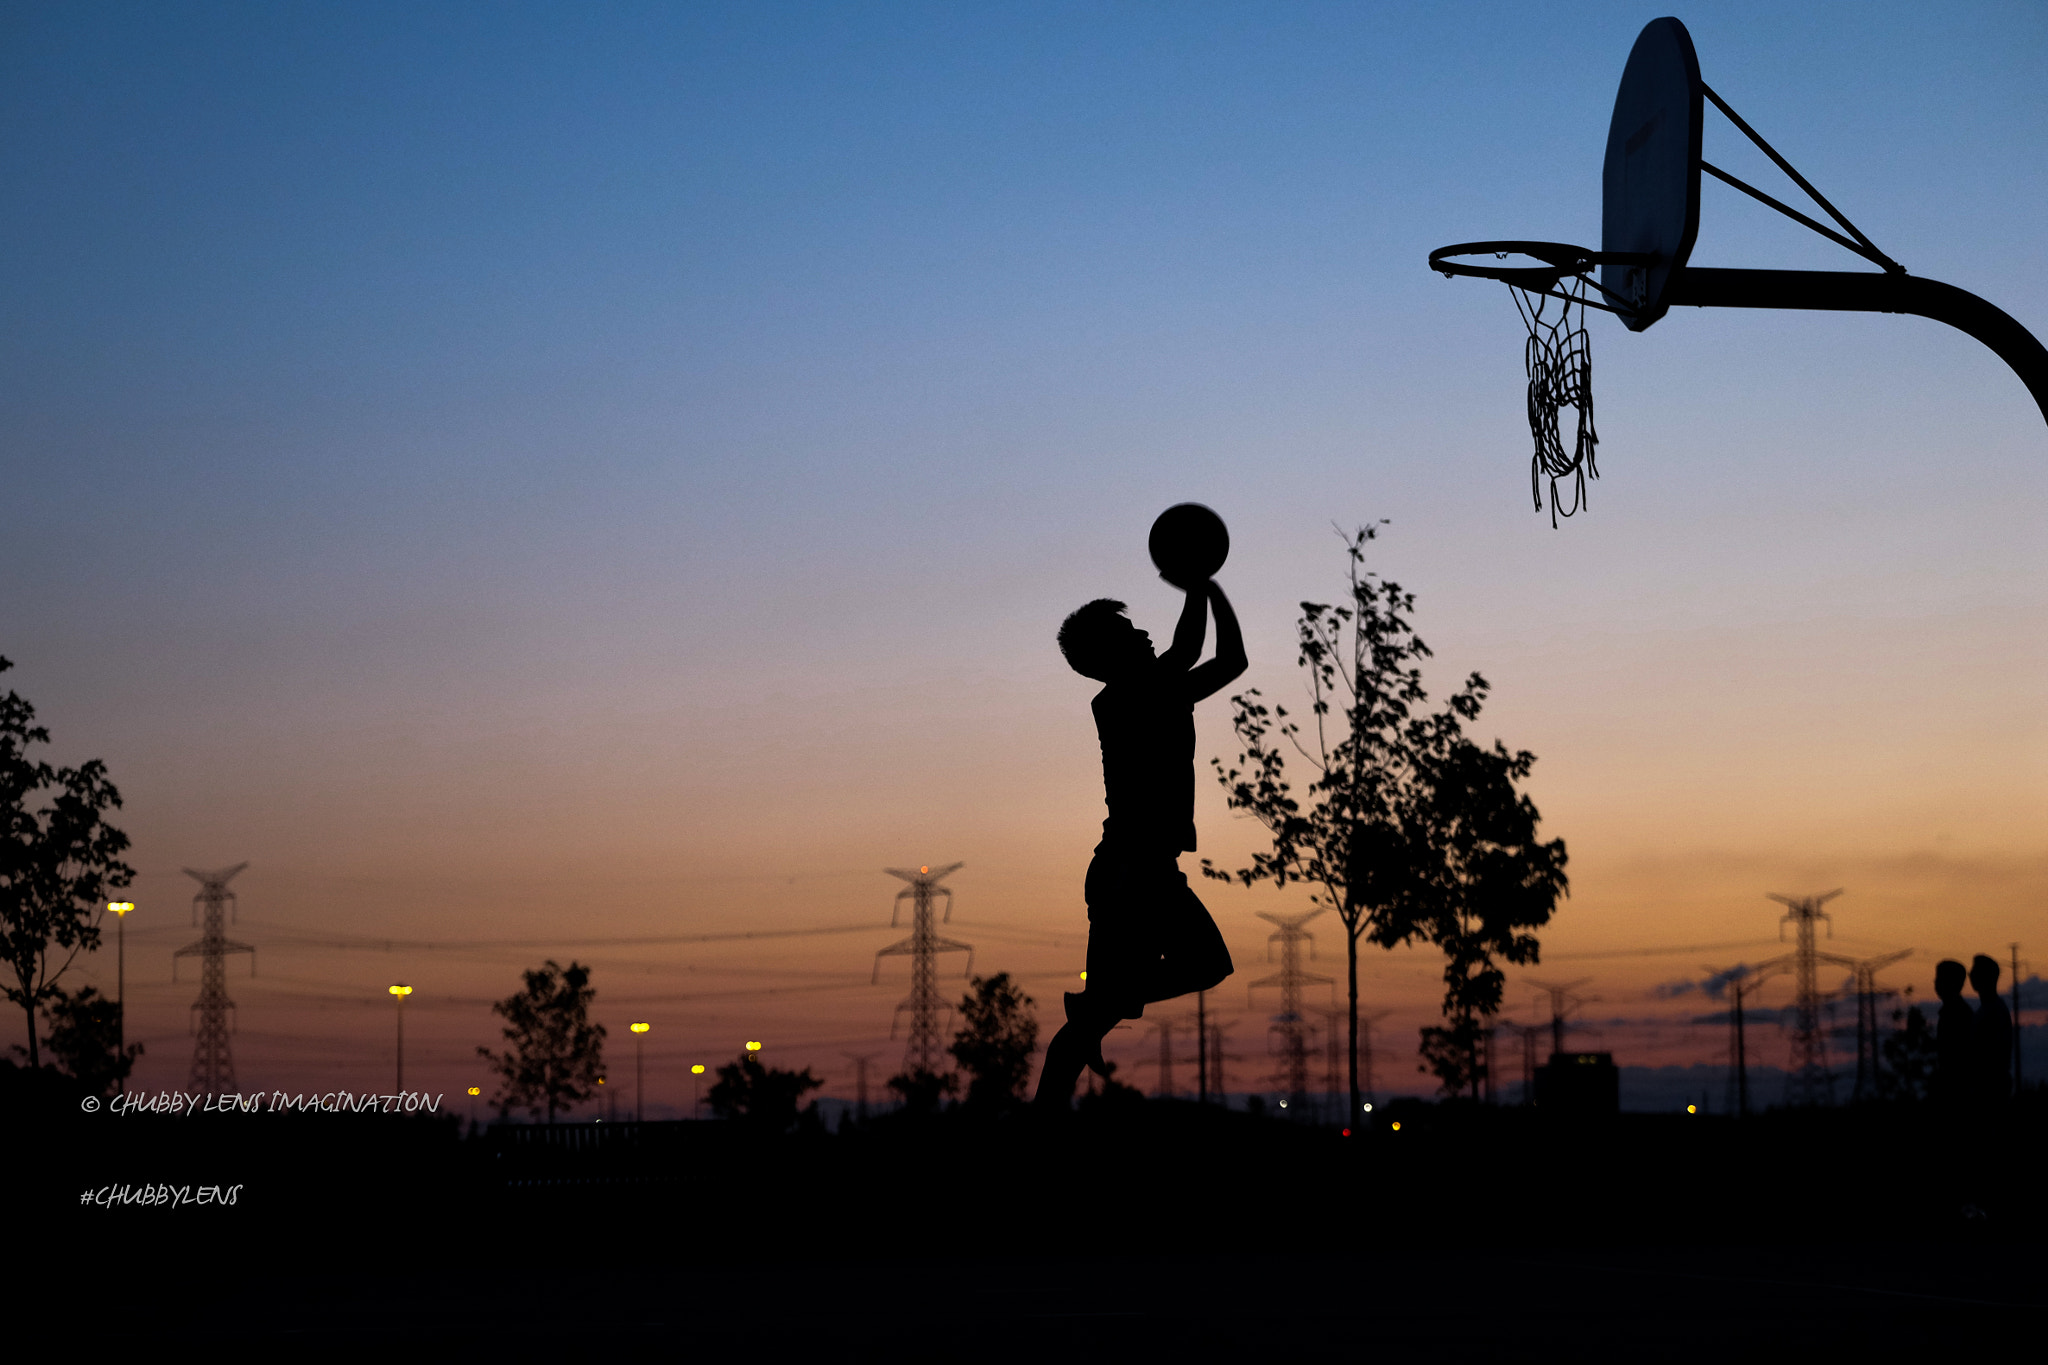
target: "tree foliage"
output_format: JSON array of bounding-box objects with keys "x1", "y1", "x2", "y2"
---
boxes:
[
  {"x1": 948, "y1": 972, "x2": 1039, "y2": 1110},
  {"x1": 1, "y1": 657, "x2": 136, "y2": 1068},
  {"x1": 477, "y1": 959, "x2": 606, "y2": 1123},
  {"x1": 1880, "y1": 1000, "x2": 1937, "y2": 1103},
  {"x1": 1206, "y1": 526, "x2": 1568, "y2": 1105},
  {"x1": 32, "y1": 984, "x2": 142, "y2": 1096},
  {"x1": 707, "y1": 1053, "x2": 824, "y2": 1132},
  {"x1": 885, "y1": 1066, "x2": 958, "y2": 1116}
]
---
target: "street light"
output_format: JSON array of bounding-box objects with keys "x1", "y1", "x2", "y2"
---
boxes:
[
  {"x1": 691, "y1": 1063, "x2": 706, "y2": 1117},
  {"x1": 745, "y1": 1040, "x2": 763, "y2": 1052},
  {"x1": 388, "y1": 984, "x2": 412, "y2": 1091},
  {"x1": 108, "y1": 902, "x2": 135, "y2": 1093},
  {"x1": 630, "y1": 1022, "x2": 651, "y2": 1122},
  {"x1": 466, "y1": 1085, "x2": 481, "y2": 1131}
]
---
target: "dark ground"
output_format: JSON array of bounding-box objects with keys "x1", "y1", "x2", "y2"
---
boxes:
[{"x1": 19, "y1": 1072, "x2": 2044, "y2": 1358}]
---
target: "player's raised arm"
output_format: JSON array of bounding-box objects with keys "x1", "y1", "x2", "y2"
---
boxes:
[
  {"x1": 1155, "y1": 578, "x2": 1209, "y2": 673},
  {"x1": 1187, "y1": 581, "x2": 1247, "y2": 701}
]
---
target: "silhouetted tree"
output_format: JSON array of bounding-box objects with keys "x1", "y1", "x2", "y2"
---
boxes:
[
  {"x1": 1207, "y1": 526, "x2": 1567, "y2": 1110},
  {"x1": 1418, "y1": 1016, "x2": 1489, "y2": 1099},
  {"x1": 477, "y1": 960, "x2": 606, "y2": 1123},
  {"x1": 885, "y1": 1066, "x2": 957, "y2": 1115},
  {"x1": 948, "y1": 972, "x2": 1038, "y2": 1109},
  {"x1": 1, "y1": 657, "x2": 135, "y2": 1069},
  {"x1": 707, "y1": 1053, "x2": 825, "y2": 1132},
  {"x1": 34, "y1": 984, "x2": 141, "y2": 1096},
  {"x1": 1881, "y1": 999, "x2": 1938, "y2": 1103}
]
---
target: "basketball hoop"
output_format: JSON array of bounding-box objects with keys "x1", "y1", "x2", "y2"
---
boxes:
[
  {"x1": 1426, "y1": 18, "x2": 2048, "y2": 528},
  {"x1": 1430, "y1": 243, "x2": 1646, "y2": 524}
]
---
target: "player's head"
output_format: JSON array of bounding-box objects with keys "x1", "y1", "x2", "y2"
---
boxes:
[
  {"x1": 1971, "y1": 954, "x2": 2001, "y2": 993},
  {"x1": 1935, "y1": 959, "x2": 1967, "y2": 999},
  {"x1": 1058, "y1": 598, "x2": 1151, "y2": 680}
]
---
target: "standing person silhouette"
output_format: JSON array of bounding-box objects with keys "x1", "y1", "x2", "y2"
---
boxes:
[
  {"x1": 1931, "y1": 959, "x2": 1977, "y2": 1111},
  {"x1": 1035, "y1": 573, "x2": 1246, "y2": 1107},
  {"x1": 1970, "y1": 954, "x2": 2013, "y2": 1106}
]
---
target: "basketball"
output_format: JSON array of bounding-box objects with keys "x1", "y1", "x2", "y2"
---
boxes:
[{"x1": 1148, "y1": 503, "x2": 1229, "y2": 586}]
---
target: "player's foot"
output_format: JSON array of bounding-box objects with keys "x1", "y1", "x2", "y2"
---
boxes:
[{"x1": 1065, "y1": 992, "x2": 1111, "y2": 1078}]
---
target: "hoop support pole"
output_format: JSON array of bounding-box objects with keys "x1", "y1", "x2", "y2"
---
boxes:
[{"x1": 1666, "y1": 268, "x2": 2048, "y2": 429}]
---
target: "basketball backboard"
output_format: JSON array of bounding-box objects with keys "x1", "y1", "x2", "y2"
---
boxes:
[{"x1": 1600, "y1": 17, "x2": 1702, "y2": 331}]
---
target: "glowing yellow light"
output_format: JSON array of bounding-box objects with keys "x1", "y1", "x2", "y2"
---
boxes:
[
  {"x1": 1686, "y1": 1104, "x2": 1698, "y2": 1114},
  {"x1": 630, "y1": 1021, "x2": 651, "y2": 1034},
  {"x1": 597, "y1": 1077, "x2": 605, "y2": 1085},
  {"x1": 691, "y1": 1064, "x2": 706, "y2": 1075},
  {"x1": 1391, "y1": 1121, "x2": 1402, "y2": 1131},
  {"x1": 466, "y1": 1087, "x2": 480, "y2": 1097},
  {"x1": 745, "y1": 1040, "x2": 763, "y2": 1052},
  {"x1": 388, "y1": 984, "x2": 412, "y2": 997},
  {"x1": 108, "y1": 901, "x2": 136, "y2": 917},
  {"x1": 1078, "y1": 971, "x2": 1087, "y2": 981},
  {"x1": 920, "y1": 865, "x2": 929, "y2": 874}
]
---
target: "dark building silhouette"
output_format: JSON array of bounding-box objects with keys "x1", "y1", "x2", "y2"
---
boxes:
[{"x1": 1534, "y1": 1051, "x2": 1619, "y2": 1114}]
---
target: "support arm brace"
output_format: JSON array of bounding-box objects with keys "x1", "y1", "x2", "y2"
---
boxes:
[{"x1": 1666, "y1": 268, "x2": 2048, "y2": 429}]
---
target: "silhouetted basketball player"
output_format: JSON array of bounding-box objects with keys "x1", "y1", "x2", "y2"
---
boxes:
[
  {"x1": 1970, "y1": 954, "x2": 2012, "y2": 1105},
  {"x1": 1035, "y1": 578, "x2": 1245, "y2": 1106},
  {"x1": 1932, "y1": 959, "x2": 1976, "y2": 1110}
]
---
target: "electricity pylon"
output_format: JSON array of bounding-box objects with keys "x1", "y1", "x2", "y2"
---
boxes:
[
  {"x1": 841, "y1": 1051, "x2": 882, "y2": 1120},
  {"x1": 1706, "y1": 961, "x2": 1783, "y2": 1119},
  {"x1": 173, "y1": 863, "x2": 256, "y2": 1094},
  {"x1": 1146, "y1": 1019, "x2": 1177, "y2": 1099},
  {"x1": 1501, "y1": 1021, "x2": 1544, "y2": 1105},
  {"x1": 873, "y1": 863, "x2": 972, "y2": 1076},
  {"x1": 1835, "y1": 949, "x2": 1911, "y2": 1102},
  {"x1": 1768, "y1": 890, "x2": 1845, "y2": 1106},
  {"x1": 1206, "y1": 1018, "x2": 1243, "y2": 1105},
  {"x1": 1249, "y1": 908, "x2": 1331, "y2": 1114},
  {"x1": 1527, "y1": 978, "x2": 1594, "y2": 1059}
]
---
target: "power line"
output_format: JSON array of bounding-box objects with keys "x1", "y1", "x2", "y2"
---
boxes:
[{"x1": 238, "y1": 920, "x2": 892, "y2": 953}]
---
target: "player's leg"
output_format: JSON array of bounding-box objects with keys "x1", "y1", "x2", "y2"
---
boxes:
[
  {"x1": 1140, "y1": 866, "x2": 1232, "y2": 1005},
  {"x1": 1033, "y1": 853, "x2": 1135, "y2": 1106}
]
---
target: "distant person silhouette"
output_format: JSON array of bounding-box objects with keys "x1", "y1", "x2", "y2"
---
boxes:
[
  {"x1": 1969, "y1": 954, "x2": 2012, "y2": 1105},
  {"x1": 1932, "y1": 959, "x2": 1976, "y2": 1110},
  {"x1": 1035, "y1": 574, "x2": 1246, "y2": 1107}
]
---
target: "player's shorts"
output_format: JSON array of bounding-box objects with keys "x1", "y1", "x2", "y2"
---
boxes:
[{"x1": 1083, "y1": 844, "x2": 1232, "y2": 1020}]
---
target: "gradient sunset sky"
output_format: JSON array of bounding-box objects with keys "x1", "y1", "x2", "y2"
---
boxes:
[{"x1": 5, "y1": 1, "x2": 2043, "y2": 1111}]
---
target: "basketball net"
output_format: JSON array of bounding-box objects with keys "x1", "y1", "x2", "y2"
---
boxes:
[{"x1": 1510, "y1": 277, "x2": 1598, "y2": 525}]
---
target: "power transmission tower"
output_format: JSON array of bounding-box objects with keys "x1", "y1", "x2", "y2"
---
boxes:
[
  {"x1": 1146, "y1": 1019, "x2": 1176, "y2": 1099},
  {"x1": 1706, "y1": 962, "x2": 1781, "y2": 1119},
  {"x1": 1249, "y1": 908, "x2": 1331, "y2": 1114},
  {"x1": 1768, "y1": 890, "x2": 1844, "y2": 1106},
  {"x1": 841, "y1": 1051, "x2": 881, "y2": 1120},
  {"x1": 1196, "y1": 989, "x2": 1210, "y2": 1103},
  {"x1": 1501, "y1": 1022, "x2": 1544, "y2": 1104},
  {"x1": 172, "y1": 863, "x2": 255, "y2": 1095},
  {"x1": 872, "y1": 863, "x2": 972, "y2": 1076},
  {"x1": 1206, "y1": 1018, "x2": 1242, "y2": 1105},
  {"x1": 1527, "y1": 978, "x2": 1593, "y2": 1059},
  {"x1": 1316, "y1": 1007, "x2": 1344, "y2": 1121},
  {"x1": 1356, "y1": 1009, "x2": 1391, "y2": 1107},
  {"x1": 1837, "y1": 949, "x2": 1911, "y2": 1102}
]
